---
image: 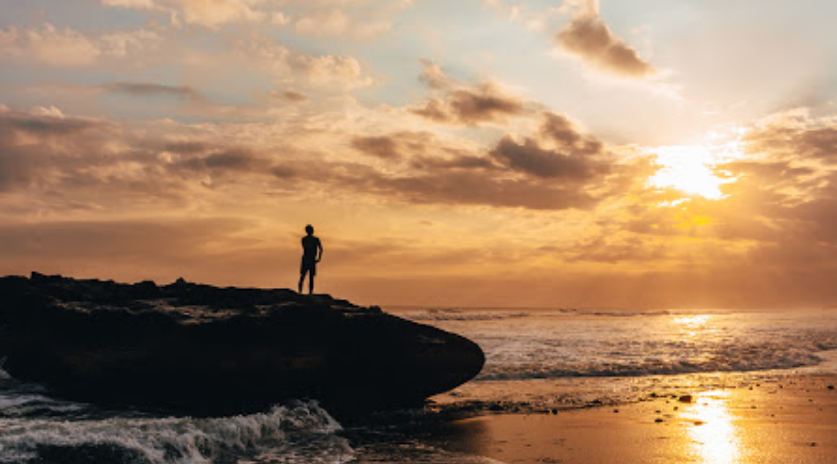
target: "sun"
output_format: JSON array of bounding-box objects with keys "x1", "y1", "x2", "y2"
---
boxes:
[{"x1": 647, "y1": 144, "x2": 735, "y2": 200}]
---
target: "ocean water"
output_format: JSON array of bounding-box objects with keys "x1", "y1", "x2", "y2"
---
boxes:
[{"x1": 1, "y1": 308, "x2": 836, "y2": 463}]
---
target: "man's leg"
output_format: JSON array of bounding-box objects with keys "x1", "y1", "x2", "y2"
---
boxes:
[
  {"x1": 298, "y1": 271, "x2": 306, "y2": 293},
  {"x1": 309, "y1": 274, "x2": 315, "y2": 294}
]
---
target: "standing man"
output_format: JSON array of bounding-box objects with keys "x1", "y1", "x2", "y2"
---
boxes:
[{"x1": 299, "y1": 224, "x2": 323, "y2": 294}]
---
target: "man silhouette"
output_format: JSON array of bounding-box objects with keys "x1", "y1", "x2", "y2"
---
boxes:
[{"x1": 298, "y1": 224, "x2": 323, "y2": 294}]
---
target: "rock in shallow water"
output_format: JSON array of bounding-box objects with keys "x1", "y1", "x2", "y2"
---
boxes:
[{"x1": 0, "y1": 272, "x2": 485, "y2": 415}]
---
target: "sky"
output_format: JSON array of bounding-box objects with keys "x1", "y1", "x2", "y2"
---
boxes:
[{"x1": 1, "y1": 0, "x2": 836, "y2": 309}]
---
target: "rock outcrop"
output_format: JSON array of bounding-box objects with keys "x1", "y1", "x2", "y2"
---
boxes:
[{"x1": 0, "y1": 273, "x2": 484, "y2": 415}]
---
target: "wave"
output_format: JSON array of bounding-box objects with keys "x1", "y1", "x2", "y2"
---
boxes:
[
  {"x1": 0, "y1": 375, "x2": 90, "y2": 420},
  {"x1": 402, "y1": 309, "x2": 530, "y2": 322},
  {"x1": 477, "y1": 340, "x2": 837, "y2": 381},
  {"x1": 585, "y1": 310, "x2": 672, "y2": 318},
  {"x1": 402, "y1": 308, "x2": 685, "y2": 321},
  {"x1": 0, "y1": 401, "x2": 353, "y2": 464}
]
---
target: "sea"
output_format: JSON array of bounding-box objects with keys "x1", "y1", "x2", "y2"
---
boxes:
[{"x1": 1, "y1": 307, "x2": 836, "y2": 463}]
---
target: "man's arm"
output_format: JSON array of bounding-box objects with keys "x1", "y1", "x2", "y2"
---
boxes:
[{"x1": 317, "y1": 240, "x2": 324, "y2": 262}]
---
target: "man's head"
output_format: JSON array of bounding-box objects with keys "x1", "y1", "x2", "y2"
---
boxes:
[{"x1": 305, "y1": 224, "x2": 314, "y2": 235}]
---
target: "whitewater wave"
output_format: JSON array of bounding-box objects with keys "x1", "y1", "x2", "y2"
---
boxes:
[
  {"x1": 0, "y1": 401, "x2": 353, "y2": 464},
  {"x1": 402, "y1": 309, "x2": 530, "y2": 322},
  {"x1": 585, "y1": 310, "x2": 673, "y2": 318},
  {"x1": 478, "y1": 340, "x2": 836, "y2": 381},
  {"x1": 402, "y1": 308, "x2": 694, "y2": 321}
]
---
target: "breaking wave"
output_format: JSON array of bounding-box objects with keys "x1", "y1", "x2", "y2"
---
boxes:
[
  {"x1": 0, "y1": 400, "x2": 353, "y2": 464},
  {"x1": 409, "y1": 309, "x2": 837, "y2": 381},
  {"x1": 402, "y1": 309, "x2": 530, "y2": 322},
  {"x1": 478, "y1": 345, "x2": 832, "y2": 380}
]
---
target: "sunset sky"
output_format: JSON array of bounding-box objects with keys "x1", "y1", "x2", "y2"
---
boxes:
[{"x1": 1, "y1": 0, "x2": 836, "y2": 309}]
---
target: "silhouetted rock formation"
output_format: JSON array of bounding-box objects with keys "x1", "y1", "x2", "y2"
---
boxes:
[{"x1": 0, "y1": 272, "x2": 484, "y2": 415}]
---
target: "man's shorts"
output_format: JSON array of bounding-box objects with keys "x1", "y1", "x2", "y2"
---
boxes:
[{"x1": 300, "y1": 258, "x2": 317, "y2": 276}]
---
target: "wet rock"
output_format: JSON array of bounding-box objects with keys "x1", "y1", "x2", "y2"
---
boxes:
[
  {"x1": 678, "y1": 395, "x2": 693, "y2": 403},
  {"x1": 0, "y1": 273, "x2": 485, "y2": 415}
]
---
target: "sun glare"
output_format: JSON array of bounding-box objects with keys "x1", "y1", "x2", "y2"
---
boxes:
[
  {"x1": 648, "y1": 145, "x2": 735, "y2": 200},
  {"x1": 685, "y1": 391, "x2": 741, "y2": 464}
]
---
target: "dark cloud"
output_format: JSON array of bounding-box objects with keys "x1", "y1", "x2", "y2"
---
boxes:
[
  {"x1": 0, "y1": 106, "x2": 614, "y2": 213},
  {"x1": 490, "y1": 112, "x2": 609, "y2": 180},
  {"x1": 270, "y1": 90, "x2": 308, "y2": 102},
  {"x1": 539, "y1": 112, "x2": 603, "y2": 154},
  {"x1": 0, "y1": 109, "x2": 97, "y2": 137},
  {"x1": 281, "y1": 90, "x2": 308, "y2": 102},
  {"x1": 491, "y1": 137, "x2": 604, "y2": 179},
  {"x1": 171, "y1": 148, "x2": 273, "y2": 186},
  {"x1": 744, "y1": 123, "x2": 837, "y2": 162},
  {"x1": 412, "y1": 99, "x2": 450, "y2": 123},
  {"x1": 412, "y1": 84, "x2": 524, "y2": 125},
  {"x1": 351, "y1": 136, "x2": 402, "y2": 160},
  {"x1": 347, "y1": 169, "x2": 598, "y2": 210},
  {"x1": 556, "y1": 12, "x2": 656, "y2": 78},
  {"x1": 0, "y1": 109, "x2": 267, "y2": 202},
  {"x1": 0, "y1": 110, "x2": 112, "y2": 191},
  {"x1": 104, "y1": 83, "x2": 206, "y2": 101},
  {"x1": 410, "y1": 154, "x2": 496, "y2": 170},
  {"x1": 202, "y1": 149, "x2": 256, "y2": 169},
  {"x1": 447, "y1": 86, "x2": 524, "y2": 123},
  {"x1": 271, "y1": 164, "x2": 297, "y2": 179},
  {"x1": 255, "y1": 141, "x2": 602, "y2": 210},
  {"x1": 164, "y1": 141, "x2": 209, "y2": 154},
  {"x1": 351, "y1": 131, "x2": 458, "y2": 162},
  {"x1": 339, "y1": 115, "x2": 613, "y2": 210}
]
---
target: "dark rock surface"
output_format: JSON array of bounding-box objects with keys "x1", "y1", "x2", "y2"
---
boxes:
[{"x1": 0, "y1": 272, "x2": 484, "y2": 415}]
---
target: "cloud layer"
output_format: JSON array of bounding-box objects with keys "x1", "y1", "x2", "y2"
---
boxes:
[{"x1": 556, "y1": 0, "x2": 656, "y2": 77}]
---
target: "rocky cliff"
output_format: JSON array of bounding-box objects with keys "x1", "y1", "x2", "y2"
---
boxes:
[{"x1": 0, "y1": 273, "x2": 484, "y2": 415}]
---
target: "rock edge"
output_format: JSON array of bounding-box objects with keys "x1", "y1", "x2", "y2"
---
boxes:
[{"x1": 0, "y1": 272, "x2": 485, "y2": 415}]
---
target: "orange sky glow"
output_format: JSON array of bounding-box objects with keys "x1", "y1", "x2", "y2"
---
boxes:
[{"x1": 1, "y1": 0, "x2": 836, "y2": 309}]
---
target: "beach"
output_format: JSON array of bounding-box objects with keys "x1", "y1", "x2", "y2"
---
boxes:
[
  {"x1": 430, "y1": 374, "x2": 837, "y2": 464},
  {"x1": 342, "y1": 373, "x2": 837, "y2": 464}
]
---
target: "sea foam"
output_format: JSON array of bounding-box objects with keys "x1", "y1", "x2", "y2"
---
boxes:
[{"x1": 0, "y1": 401, "x2": 353, "y2": 464}]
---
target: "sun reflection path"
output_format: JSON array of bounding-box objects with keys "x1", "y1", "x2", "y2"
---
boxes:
[
  {"x1": 684, "y1": 390, "x2": 741, "y2": 464},
  {"x1": 673, "y1": 314, "x2": 713, "y2": 337},
  {"x1": 673, "y1": 315, "x2": 711, "y2": 326}
]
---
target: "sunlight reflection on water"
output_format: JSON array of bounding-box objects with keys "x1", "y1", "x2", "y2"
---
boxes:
[
  {"x1": 685, "y1": 391, "x2": 741, "y2": 464},
  {"x1": 673, "y1": 314, "x2": 712, "y2": 338},
  {"x1": 673, "y1": 315, "x2": 712, "y2": 326}
]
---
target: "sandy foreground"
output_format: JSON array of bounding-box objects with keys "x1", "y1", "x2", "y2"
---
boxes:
[{"x1": 430, "y1": 374, "x2": 837, "y2": 464}]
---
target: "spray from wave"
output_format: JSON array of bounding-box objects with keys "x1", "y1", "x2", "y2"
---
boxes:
[{"x1": 0, "y1": 400, "x2": 354, "y2": 464}]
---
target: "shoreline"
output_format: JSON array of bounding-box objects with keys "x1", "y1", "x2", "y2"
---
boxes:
[{"x1": 401, "y1": 373, "x2": 837, "y2": 464}]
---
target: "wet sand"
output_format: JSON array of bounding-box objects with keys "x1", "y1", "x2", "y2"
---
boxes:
[{"x1": 444, "y1": 374, "x2": 837, "y2": 464}]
